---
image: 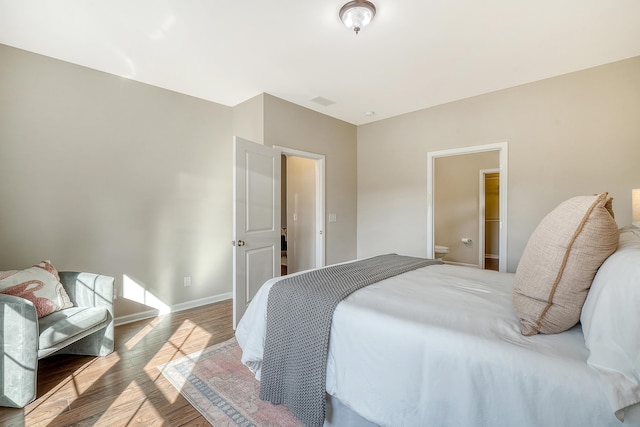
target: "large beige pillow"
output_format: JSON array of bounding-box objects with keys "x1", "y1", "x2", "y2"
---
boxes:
[
  {"x1": 0, "y1": 261, "x2": 74, "y2": 318},
  {"x1": 513, "y1": 193, "x2": 619, "y2": 336}
]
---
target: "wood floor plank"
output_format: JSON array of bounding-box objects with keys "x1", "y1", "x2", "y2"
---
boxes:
[{"x1": 0, "y1": 299, "x2": 234, "y2": 426}]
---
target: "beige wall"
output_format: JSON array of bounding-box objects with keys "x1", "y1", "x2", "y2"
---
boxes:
[
  {"x1": 264, "y1": 94, "x2": 358, "y2": 265},
  {"x1": 232, "y1": 93, "x2": 264, "y2": 145},
  {"x1": 4, "y1": 40, "x2": 636, "y2": 318},
  {"x1": 0, "y1": 44, "x2": 234, "y2": 319},
  {"x1": 435, "y1": 151, "x2": 499, "y2": 266},
  {"x1": 358, "y1": 56, "x2": 640, "y2": 272},
  {"x1": 0, "y1": 44, "x2": 358, "y2": 321}
]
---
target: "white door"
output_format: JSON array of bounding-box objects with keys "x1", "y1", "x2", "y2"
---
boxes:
[{"x1": 233, "y1": 137, "x2": 281, "y2": 329}]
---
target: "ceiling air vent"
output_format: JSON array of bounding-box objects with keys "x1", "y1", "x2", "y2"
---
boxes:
[{"x1": 309, "y1": 96, "x2": 336, "y2": 107}]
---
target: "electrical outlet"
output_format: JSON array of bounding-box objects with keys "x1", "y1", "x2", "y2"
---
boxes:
[{"x1": 184, "y1": 276, "x2": 192, "y2": 287}]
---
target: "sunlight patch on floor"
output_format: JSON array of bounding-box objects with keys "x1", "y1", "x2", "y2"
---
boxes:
[
  {"x1": 156, "y1": 369, "x2": 182, "y2": 404},
  {"x1": 154, "y1": 319, "x2": 213, "y2": 404},
  {"x1": 124, "y1": 322, "x2": 158, "y2": 350},
  {"x1": 71, "y1": 355, "x2": 122, "y2": 394}
]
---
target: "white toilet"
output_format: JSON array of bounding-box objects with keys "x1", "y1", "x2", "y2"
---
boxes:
[{"x1": 434, "y1": 245, "x2": 449, "y2": 260}]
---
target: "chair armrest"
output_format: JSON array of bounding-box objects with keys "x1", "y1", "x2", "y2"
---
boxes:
[
  {"x1": 58, "y1": 272, "x2": 114, "y2": 314},
  {"x1": 0, "y1": 293, "x2": 39, "y2": 407},
  {"x1": 57, "y1": 272, "x2": 115, "y2": 357},
  {"x1": 0, "y1": 293, "x2": 38, "y2": 335}
]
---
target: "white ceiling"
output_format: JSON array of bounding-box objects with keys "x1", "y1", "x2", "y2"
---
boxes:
[{"x1": 1, "y1": 1, "x2": 640, "y2": 125}]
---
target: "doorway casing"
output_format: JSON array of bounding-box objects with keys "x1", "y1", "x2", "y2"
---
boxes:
[{"x1": 426, "y1": 142, "x2": 508, "y2": 272}]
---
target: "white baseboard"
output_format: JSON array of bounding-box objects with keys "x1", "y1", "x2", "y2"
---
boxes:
[
  {"x1": 442, "y1": 260, "x2": 481, "y2": 269},
  {"x1": 114, "y1": 292, "x2": 232, "y2": 326}
]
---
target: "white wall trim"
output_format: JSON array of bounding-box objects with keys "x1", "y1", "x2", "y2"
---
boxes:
[
  {"x1": 114, "y1": 292, "x2": 232, "y2": 326},
  {"x1": 443, "y1": 260, "x2": 481, "y2": 269}
]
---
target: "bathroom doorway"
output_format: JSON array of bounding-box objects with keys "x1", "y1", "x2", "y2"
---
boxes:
[{"x1": 427, "y1": 142, "x2": 508, "y2": 272}]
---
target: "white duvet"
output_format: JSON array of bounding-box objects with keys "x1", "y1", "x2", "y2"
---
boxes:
[{"x1": 236, "y1": 263, "x2": 623, "y2": 427}]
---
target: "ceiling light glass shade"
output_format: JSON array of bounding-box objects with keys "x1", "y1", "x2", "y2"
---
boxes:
[{"x1": 340, "y1": 0, "x2": 376, "y2": 34}]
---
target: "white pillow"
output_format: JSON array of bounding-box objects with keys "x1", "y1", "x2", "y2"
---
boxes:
[{"x1": 581, "y1": 225, "x2": 640, "y2": 422}]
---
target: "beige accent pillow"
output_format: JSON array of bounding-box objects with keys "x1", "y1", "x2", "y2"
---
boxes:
[
  {"x1": 0, "y1": 261, "x2": 74, "y2": 318},
  {"x1": 512, "y1": 193, "x2": 619, "y2": 336}
]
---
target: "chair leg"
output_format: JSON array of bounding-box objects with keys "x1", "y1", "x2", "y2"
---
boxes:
[{"x1": 0, "y1": 357, "x2": 38, "y2": 408}]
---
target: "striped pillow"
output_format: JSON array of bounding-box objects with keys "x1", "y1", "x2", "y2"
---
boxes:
[{"x1": 512, "y1": 193, "x2": 619, "y2": 336}]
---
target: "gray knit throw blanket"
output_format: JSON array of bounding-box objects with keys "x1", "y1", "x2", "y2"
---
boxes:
[{"x1": 259, "y1": 254, "x2": 442, "y2": 427}]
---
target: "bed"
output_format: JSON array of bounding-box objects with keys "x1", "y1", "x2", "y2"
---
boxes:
[{"x1": 236, "y1": 222, "x2": 640, "y2": 426}]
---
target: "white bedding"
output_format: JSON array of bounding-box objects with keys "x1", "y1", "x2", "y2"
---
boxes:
[{"x1": 236, "y1": 263, "x2": 624, "y2": 426}]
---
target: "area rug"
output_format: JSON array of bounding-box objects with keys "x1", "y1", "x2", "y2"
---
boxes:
[{"x1": 159, "y1": 337, "x2": 302, "y2": 427}]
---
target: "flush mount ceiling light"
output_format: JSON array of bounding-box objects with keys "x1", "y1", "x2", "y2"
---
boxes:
[{"x1": 339, "y1": 0, "x2": 376, "y2": 35}]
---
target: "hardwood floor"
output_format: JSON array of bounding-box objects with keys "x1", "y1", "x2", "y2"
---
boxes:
[
  {"x1": 484, "y1": 257, "x2": 499, "y2": 271},
  {"x1": 0, "y1": 300, "x2": 235, "y2": 427}
]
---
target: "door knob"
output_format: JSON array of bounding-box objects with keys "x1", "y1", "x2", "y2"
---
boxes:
[{"x1": 237, "y1": 240, "x2": 246, "y2": 247}]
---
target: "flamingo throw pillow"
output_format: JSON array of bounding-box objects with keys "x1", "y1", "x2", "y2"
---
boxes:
[{"x1": 0, "y1": 261, "x2": 74, "y2": 318}]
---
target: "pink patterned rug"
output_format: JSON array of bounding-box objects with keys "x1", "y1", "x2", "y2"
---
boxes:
[{"x1": 159, "y1": 337, "x2": 302, "y2": 426}]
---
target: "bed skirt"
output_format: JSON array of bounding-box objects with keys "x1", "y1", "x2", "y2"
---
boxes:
[{"x1": 324, "y1": 394, "x2": 378, "y2": 427}]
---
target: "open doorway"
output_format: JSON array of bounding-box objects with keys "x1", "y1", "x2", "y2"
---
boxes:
[
  {"x1": 277, "y1": 147, "x2": 325, "y2": 275},
  {"x1": 480, "y1": 169, "x2": 500, "y2": 271},
  {"x1": 426, "y1": 142, "x2": 508, "y2": 272}
]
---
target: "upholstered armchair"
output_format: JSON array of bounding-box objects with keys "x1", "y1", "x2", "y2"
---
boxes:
[{"x1": 0, "y1": 272, "x2": 114, "y2": 408}]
